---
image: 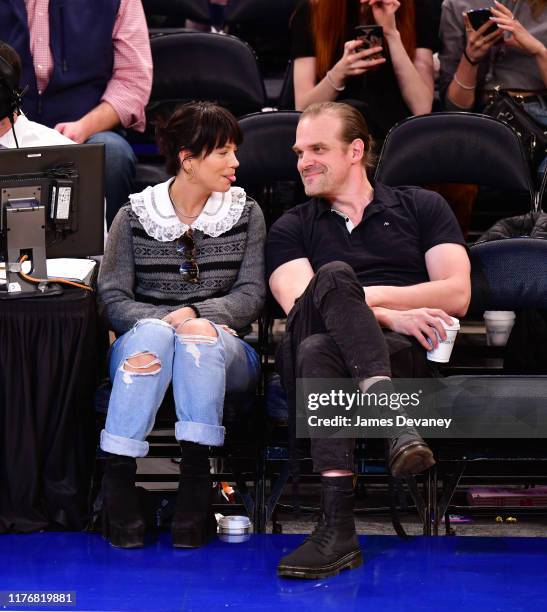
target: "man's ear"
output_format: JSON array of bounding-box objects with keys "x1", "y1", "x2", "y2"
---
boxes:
[{"x1": 350, "y1": 138, "x2": 365, "y2": 163}]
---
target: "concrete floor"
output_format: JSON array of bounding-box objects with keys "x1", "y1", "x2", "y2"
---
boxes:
[{"x1": 137, "y1": 457, "x2": 547, "y2": 538}]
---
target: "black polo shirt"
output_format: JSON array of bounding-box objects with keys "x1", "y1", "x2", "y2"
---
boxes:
[{"x1": 266, "y1": 183, "x2": 466, "y2": 287}]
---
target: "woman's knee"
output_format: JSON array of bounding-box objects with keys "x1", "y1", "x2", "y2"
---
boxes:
[
  {"x1": 177, "y1": 318, "x2": 218, "y2": 339},
  {"x1": 132, "y1": 318, "x2": 174, "y2": 338},
  {"x1": 122, "y1": 352, "x2": 162, "y2": 374}
]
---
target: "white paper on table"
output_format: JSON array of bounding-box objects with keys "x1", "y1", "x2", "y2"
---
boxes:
[{"x1": 46, "y1": 258, "x2": 97, "y2": 282}]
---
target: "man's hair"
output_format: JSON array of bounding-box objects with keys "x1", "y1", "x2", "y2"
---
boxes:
[
  {"x1": 299, "y1": 101, "x2": 376, "y2": 170},
  {"x1": 155, "y1": 101, "x2": 242, "y2": 176},
  {"x1": 0, "y1": 41, "x2": 22, "y2": 87}
]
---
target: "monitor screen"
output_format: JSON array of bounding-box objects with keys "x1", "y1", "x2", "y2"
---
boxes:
[{"x1": 0, "y1": 143, "x2": 105, "y2": 258}]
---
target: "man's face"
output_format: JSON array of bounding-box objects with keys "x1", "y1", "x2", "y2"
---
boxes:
[{"x1": 293, "y1": 113, "x2": 355, "y2": 198}]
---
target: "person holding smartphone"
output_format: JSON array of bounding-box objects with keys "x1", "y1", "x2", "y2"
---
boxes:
[
  {"x1": 289, "y1": 0, "x2": 437, "y2": 139},
  {"x1": 439, "y1": 0, "x2": 547, "y2": 174}
]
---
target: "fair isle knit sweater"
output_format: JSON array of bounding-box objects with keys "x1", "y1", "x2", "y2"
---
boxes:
[{"x1": 97, "y1": 180, "x2": 266, "y2": 335}]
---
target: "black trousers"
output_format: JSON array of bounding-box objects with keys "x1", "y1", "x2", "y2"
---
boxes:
[{"x1": 276, "y1": 261, "x2": 432, "y2": 473}]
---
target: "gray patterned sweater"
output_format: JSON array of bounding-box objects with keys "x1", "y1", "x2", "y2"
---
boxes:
[{"x1": 98, "y1": 196, "x2": 266, "y2": 335}]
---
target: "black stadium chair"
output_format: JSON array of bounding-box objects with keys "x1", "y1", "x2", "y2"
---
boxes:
[
  {"x1": 428, "y1": 236, "x2": 547, "y2": 535},
  {"x1": 277, "y1": 61, "x2": 295, "y2": 110},
  {"x1": 224, "y1": 0, "x2": 298, "y2": 105},
  {"x1": 375, "y1": 112, "x2": 536, "y2": 211},
  {"x1": 134, "y1": 31, "x2": 268, "y2": 191},
  {"x1": 469, "y1": 237, "x2": 547, "y2": 314},
  {"x1": 236, "y1": 110, "x2": 301, "y2": 226},
  {"x1": 142, "y1": 0, "x2": 211, "y2": 25},
  {"x1": 225, "y1": 0, "x2": 298, "y2": 25},
  {"x1": 375, "y1": 112, "x2": 539, "y2": 238},
  {"x1": 148, "y1": 31, "x2": 266, "y2": 120}
]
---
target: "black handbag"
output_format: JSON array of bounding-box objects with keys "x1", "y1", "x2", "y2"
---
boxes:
[{"x1": 483, "y1": 88, "x2": 547, "y2": 168}]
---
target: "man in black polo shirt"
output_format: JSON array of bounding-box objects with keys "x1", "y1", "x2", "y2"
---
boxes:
[{"x1": 266, "y1": 102, "x2": 470, "y2": 579}]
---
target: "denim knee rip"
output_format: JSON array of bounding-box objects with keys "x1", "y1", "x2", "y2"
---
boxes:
[
  {"x1": 177, "y1": 334, "x2": 218, "y2": 368},
  {"x1": 120, "y1": 351, "x2": 162, "y2": 385}
]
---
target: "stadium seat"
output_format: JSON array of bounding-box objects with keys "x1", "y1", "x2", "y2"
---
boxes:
[
  {"x1": 134, "y1": 31, "x2": 268, "y2": 192},
  {"x1": 375, "y1": 112, "x2": 536, "y2": 211},
  {"x1": 236, "y1": 110, "x2": 301, "y2": 226},
  {"x1": 142, "y1": 0, "x2": 211, "y2": 25},
  {"x1": 148, "y1": 31, "x2": 267, "y2": 120},
  {"x1": 225, "y1": 0, "x2": 297, "y2": 24}
]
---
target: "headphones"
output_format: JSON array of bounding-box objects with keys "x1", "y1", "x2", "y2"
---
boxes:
[{"x1": 0, "y1": 54, "x2": 23, "y2": 121}]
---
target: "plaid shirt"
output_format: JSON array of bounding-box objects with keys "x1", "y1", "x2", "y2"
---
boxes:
[{"x1": 24, "y1": 0, "x2": 152, "y2": 131}]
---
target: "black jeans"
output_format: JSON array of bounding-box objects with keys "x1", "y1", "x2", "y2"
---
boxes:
[{"x1": 276, "y1": 261, "x2": 432, "y2": 473}]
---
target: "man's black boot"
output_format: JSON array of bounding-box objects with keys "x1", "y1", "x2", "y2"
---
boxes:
[
  {"x1": 101, "y1": 453, "x2": 145, "y2": 548},
  {"x1": 364, "y1": 379, "x2": 435, "y2": 478},
  {"x1": 171, "y1": 441, "x2": 217, "y2": 548},
  {"x1": 277, "y1": 475, "x2": 362, "y2": 579},
  {"x1": 387, "y1": 429, "x2": 435, "y2": 478}
]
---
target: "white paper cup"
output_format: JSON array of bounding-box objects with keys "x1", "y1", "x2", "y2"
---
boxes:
[
  {"x1": 218, "y1": 515, "x2": 252, "y2": 543},
  {"x1": 426, "y1": 316, "x2": 460, "y2": 363},
  {"x1": 483, "y1": 311, "x2": 516, "y2": 347}
]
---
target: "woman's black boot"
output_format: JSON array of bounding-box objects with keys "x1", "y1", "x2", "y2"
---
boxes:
[
  {"x1": 101, "y1": 453, "x2": 146, "y2": 548},
  {"x1": 172, "y1": 441, "x2": 216, "y2": 548}
]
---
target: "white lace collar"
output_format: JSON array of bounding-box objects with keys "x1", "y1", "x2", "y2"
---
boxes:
[{"x1": 129, "y1": 178, "x2": 247, "y2": 242}]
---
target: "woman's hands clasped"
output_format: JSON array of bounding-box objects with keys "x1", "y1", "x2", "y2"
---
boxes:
[{"x1": 162, "y1": 306, "x2": 197, "y2": 331}]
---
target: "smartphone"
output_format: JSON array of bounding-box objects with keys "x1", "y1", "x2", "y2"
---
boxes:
[
  {"x1": 354, "y1": 25, "x2": 384, "y2": 60},
  {"x1": 466, "y1": 8, "x2": 499, "y2": 36}
]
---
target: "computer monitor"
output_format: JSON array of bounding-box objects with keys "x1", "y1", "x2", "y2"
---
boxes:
[{"x1": 0, "y1": 143, "x2": 105, "y2": 296}]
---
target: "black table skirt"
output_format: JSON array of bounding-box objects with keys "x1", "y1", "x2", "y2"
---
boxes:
[{"x1": 0, "y1": 288, "x2": 99, "y2": 533}]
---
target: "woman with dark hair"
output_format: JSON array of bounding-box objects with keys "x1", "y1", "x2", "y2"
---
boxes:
[
  {"x1": 440, "y1": 0, "x2": 547, "y2": 176},
  {"x1": 290, "y1": 0, "x2": 437, "y2": 138},
  {"x1": 97, "y1": 101, "x2": 265, "y2": 549}
]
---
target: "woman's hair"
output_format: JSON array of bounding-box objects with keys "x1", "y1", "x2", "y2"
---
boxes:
[
  {"x1": 310, "y1": 0, "x2": 416, "y2": 79},
  {"x1": 301, "y1": 101, "x2": 377, "y2": 170},
  {"x1": 155, "y1": 101, "x2": 242, "y2": 176},
  {"x1": 0, "y1": 41, "x2": 22, "y2": 86},
  {"x1": 528, "y1": 0, "x2": 547, "y2": 19}
]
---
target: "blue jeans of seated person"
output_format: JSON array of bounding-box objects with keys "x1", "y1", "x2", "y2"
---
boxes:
[
  {"x1": 523, "y1": 99, "x2": 547, "y2": 180},
  {"x1": 86, "y1": 131, "x2": 136, "y2": 229},
  {"x1": 100, "y1": 318, "x2": 260, "y2": 458}
]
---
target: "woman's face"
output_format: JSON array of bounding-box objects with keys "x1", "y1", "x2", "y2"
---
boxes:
[{"x1": 184, "y1": 142, "x2": 239, "y2": 193}]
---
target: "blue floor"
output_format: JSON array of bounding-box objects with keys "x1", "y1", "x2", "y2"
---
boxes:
[{"x1": 1, "y1": 532, "x2": 547, "y2": 611}]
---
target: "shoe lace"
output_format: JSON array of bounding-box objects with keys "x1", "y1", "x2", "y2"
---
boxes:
[{"x1": 305, "y1": 518, "x2": 332, "y2": 548}]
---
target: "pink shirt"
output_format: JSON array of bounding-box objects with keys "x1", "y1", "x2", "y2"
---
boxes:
[{"x1": 24, "y1": 0, "x2": 152, "y2": 131}]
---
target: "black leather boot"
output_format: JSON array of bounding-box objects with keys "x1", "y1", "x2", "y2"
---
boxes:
[
  {"x1": 387, "y1": 430, "x2": 435, "y2": 478},
  {"x1": 277, "y1": 475, "x2": 362, "y2": 579},
  {"x1": 365, "y1": 379, "x2": 435, "y2": 478},
  {"x1": 101, "y1": 453, "x2": 145, "y2": 548},
  {"x1": 171, "y1": 441, "x2": 217, "y2": 548}
]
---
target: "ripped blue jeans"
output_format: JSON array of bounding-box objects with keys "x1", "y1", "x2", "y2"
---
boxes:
[{"x1": 100, "y1": 318, "x2": 260, "y2": 457}]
